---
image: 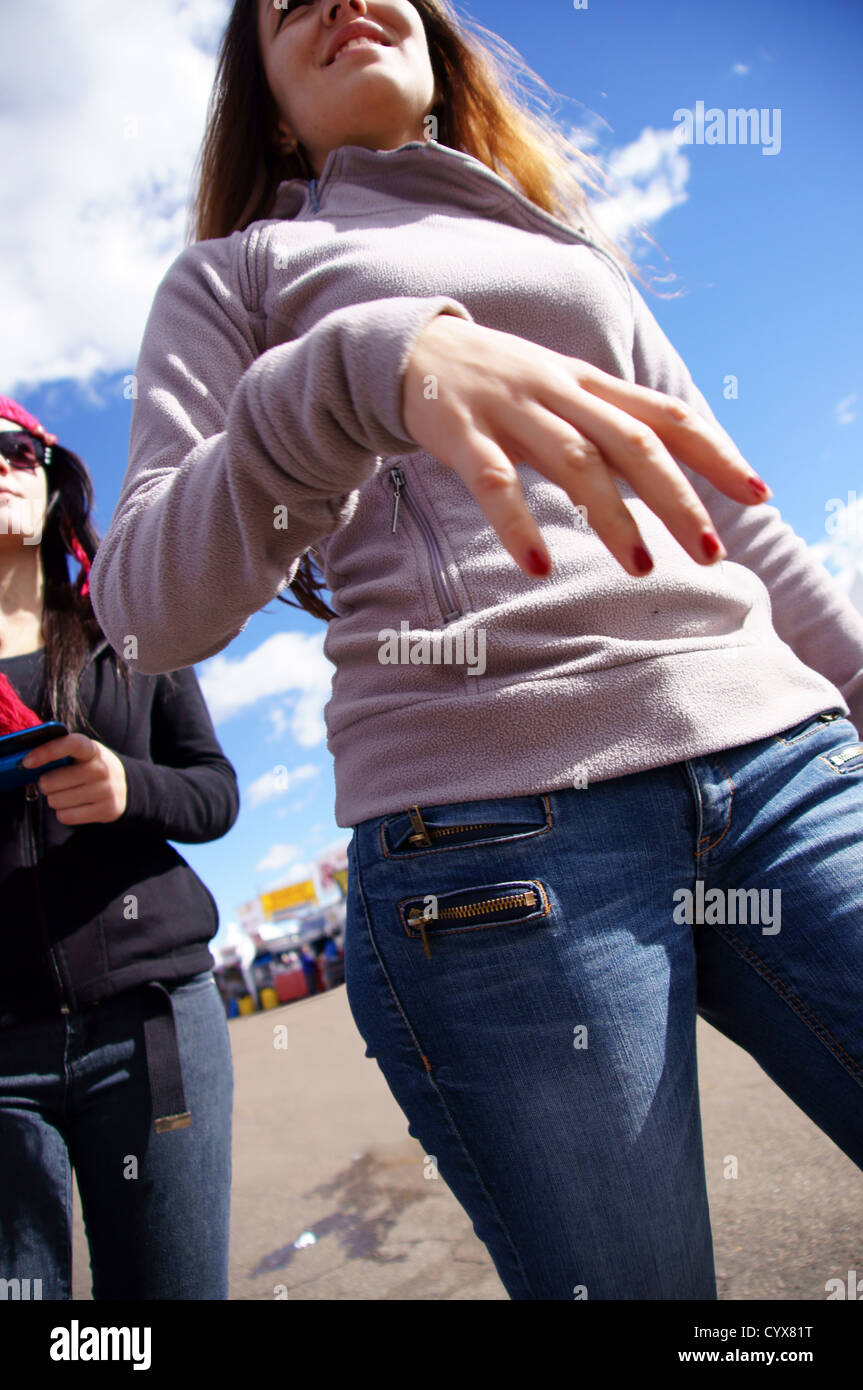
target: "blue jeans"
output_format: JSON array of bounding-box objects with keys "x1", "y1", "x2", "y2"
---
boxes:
[
  {"x1": 0, "y1": 969, "x2": 233, "y2": 1300},
  {"x1": 344, "y1": 709, "x2": 863, "y2": 1300}
]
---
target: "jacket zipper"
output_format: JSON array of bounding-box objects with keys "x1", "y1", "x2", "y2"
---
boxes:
[
  {"x1": 14, "y1": 644, "x2": 107, "y2": 1019},
  {"x1": 310, "y1": 142, "x2": 600, "y2": 253},
  {"x1": 407, "y1": 890, "x2": 538, "y2": 960},
  {"x1": 24, "y1": 781, "x2": 70, "y2": 1014},
  {"x1": 389, "y1": 467, "x2": 462, "y2": 621}
]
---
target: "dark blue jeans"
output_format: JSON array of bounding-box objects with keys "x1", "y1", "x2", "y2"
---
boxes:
[
  {"x1": 0, "y1": 969, "x2": 233, "y2": 1300},
  {"x1": 345, "y1": 710, "x2": 863, "y2": 1300}
]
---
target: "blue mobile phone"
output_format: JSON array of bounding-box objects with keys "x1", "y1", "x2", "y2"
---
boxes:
[{"x1": 0, "y1": 721, "x2": 75, "y2": 794}]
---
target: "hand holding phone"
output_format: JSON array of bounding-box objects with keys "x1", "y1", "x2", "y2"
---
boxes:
[{"x1": 0, "y1": 722, "x2": 74, "y2": 794}]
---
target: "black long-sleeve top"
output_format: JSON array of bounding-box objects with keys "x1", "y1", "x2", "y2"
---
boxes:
[{"x1": 0, "y1": 637, "x2": 239, "y2": 1018}]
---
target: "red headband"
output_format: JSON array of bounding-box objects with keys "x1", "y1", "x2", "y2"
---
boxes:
[{"x1": 0, "y1": 395, "x2": 57, "y2": 447}]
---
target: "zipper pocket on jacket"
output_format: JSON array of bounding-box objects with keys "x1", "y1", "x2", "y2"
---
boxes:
[
  {"x1": 389, "y1": 466, "x2": 462, "y2": 622},
  {"x1": 24, "y1": 782, "x2": 70, "y2": 1015},
  {"x1": 400, "y1": 879, "x2": 550, "y2": 959}
]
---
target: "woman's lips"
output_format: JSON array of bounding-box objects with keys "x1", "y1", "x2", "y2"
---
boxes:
[{"x1": 330, "y1": 36, "x2": 389, "y2": 64}]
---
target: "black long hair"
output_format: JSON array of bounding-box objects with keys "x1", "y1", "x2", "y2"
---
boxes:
[{"x1": 34, "y1": 441, "x2": 176, "y2": 734}]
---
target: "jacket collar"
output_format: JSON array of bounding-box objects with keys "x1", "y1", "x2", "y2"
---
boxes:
[{"x1": 266, "y1": 138, "x2": 596, "y2": 250}]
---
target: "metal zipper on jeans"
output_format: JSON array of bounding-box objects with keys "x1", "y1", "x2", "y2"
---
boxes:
[
  {"x1": 407, "y1": 805, "x2": 496, "y2": 846},
  {"x1": 24, "y1": 782, "x2": 70, "y2": 1014},
  {"x1": 408, "y1": 891, "x2": 537, "y2": 923},
  {"x1": 389, "y1": 467, "x2": 462, "y2": 622},
  {"x1": 829, "y1": 744, "x2": 863, "y2": 767},
  {"x1": 406, "y1": 890, "x2": 539, "y2": 960}
]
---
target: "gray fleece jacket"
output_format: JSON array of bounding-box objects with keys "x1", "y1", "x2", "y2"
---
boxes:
[{"x1": 88, "y1": 138, "x2": 863, "y2": 827}]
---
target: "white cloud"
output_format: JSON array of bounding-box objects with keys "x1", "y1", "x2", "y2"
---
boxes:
[
  {"x1": 262, "y1": 860, "x2": 316, "y2": 891},
  {"x1": 245, "y1": 761, "x2": 319, "y2": 811},
  {"x1": 5, "y1": 3, "x2": 695, "y2": 397},
  {"x1": 731, "y1": 62, "x2": 750, "y2": 76},
  {"x1": 835, "y1": 393, "x2": 858, "y2": 426},
  {"x1": 198, "y1": 631, "x2": 332, "y2": 741},
  {"x1": 566, "y1": 123, "x2": 602, "y2": 153},
  {"x1": 255, "y1": 842, "x2": 304, "y2": 873},
  {"x1": 1, "y1": 0, "x2": 229, "y2": 394},
  {"x1": 213, "y1": 919, "x2": 256, "y2": 967},
  {"x1": 585, "y1": 126, "x2": 691, "y2": 244},
  {"x1": 809, "y1": 492, "x2": 863, "y2": 617}
]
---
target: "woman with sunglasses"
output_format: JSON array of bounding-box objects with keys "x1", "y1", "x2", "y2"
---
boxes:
[
  {"x1": 0, "y1": 398, "x2": 238, "y2": 1299},
  {"x1": 89, "y1": 0, "x2": 863, "y2": 1300}
]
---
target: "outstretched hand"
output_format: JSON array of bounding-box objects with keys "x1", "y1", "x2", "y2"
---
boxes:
[{"x1": 402, "y1": 314, "x2": 772, "y2": 580}]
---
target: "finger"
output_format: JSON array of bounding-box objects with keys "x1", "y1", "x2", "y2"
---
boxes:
[
  {"x1": 445, "y1": 428, "x2": 552, "y2": 578},
  {"x1": 46, "y1": 788, "x2": 100, "y2": 811},
  {"x1": 532, "y1": 382, "x2": 727, "y2": 567},
  {"x1": 572, "y1": 368, "x2": 771, "y2": 505},
  {"x1": 55, "y1": 804, "x2": 101, "y2": 825},
  {"x1": 495, "y1": 401, "x2": 657, "y2": 577},
  {"x1": 35, "y1": 767, "x2": 90, "y2": 795},
  {"x1": 21, "y1": 736, "x2": 70, "y2": 769}
]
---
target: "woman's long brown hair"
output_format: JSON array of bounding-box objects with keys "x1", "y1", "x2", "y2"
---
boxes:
[{"x1": 188, "y1": 0, "x2": 648, "y2": 624}]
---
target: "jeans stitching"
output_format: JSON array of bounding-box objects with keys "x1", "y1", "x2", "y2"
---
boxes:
[
  {"x1": 771, "y1": 711, "x2": 841, "y2": 747},
  {"x1": 349, "y1": 845, "x2": 437, "y2": 1075},
  {"x1": 695, "y1": 760, "x2": 735, "y2": 855},
  {"x1": 704, "y1": 920, "x2": 863, "y2": 1088},
  {"x1": 817, "y1": 749, "x2": 863, "y2": 775},
  {"x1": 62, "y1": 1150, "x2": 73, "y2": 1299},
  {"x1": 398, "y1": 880, "x2": 552, "y2": 942},
  {"x1": 379, "y1": 795, "x2": 553, "y2": 860},
  {"x1": 348, "y1": 836, "x2": 540, "y2": 1298}
]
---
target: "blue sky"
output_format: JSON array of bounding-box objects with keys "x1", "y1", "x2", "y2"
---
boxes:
[{"x1": 4, "y1": 0, "x2": 861, "y2": 958}]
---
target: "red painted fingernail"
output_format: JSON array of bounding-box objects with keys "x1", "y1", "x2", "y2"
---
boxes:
[
  {"x1": 632, "y1": 545, "x2": 653, "y2": 574},
  {"x1": 748, "y1": 475, "x2": 770, "y2": 499},
  {"x1": 526, "y1": 548, "x2": 551, "y2": 577},
  {"x1": 701, "y1": 529, "x2": 724, "y2": 560}
]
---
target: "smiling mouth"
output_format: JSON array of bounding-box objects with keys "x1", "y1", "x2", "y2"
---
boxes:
[{"x1": 327, "y1": 36, "x2": 391, "y2": 66}]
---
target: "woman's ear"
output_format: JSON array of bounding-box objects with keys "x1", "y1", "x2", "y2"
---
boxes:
[{"x1": 277, "y1": 121, "x2": 298, "y2": 153}]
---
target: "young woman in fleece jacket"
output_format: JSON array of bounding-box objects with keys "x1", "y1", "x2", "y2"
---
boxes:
[{"x1": 88, "y1": 0, "x2": 863, "y2": 1301}]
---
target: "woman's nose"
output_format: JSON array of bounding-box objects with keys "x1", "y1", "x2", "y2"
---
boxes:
[{"x1": 324, "y1": 0, "x2": 368, "y2": 21}]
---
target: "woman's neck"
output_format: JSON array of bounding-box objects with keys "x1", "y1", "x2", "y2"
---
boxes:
[
  {"x1": 0, "y1": 549, "x2": 46, "y2": 656},
  {"x1": 0, "y1": 615, "x2": 45, "y2": 657}
]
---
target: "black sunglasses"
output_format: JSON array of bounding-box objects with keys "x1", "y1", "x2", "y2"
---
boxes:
[{"x1": 0, "y1": 431, "x2": 52, "y2": 470}]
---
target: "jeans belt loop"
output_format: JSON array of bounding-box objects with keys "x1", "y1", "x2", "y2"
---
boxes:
[{"x1": 142, "y1": 981, "x2": 192, "y2": 1134}]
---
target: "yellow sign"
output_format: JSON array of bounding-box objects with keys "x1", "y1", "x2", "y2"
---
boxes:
[
  {"x1": 260, "y1": 879, "x2": 317, "y2": 917},
  {"x1": 332, "y1": 868, "x2": 348, "y2": 897}
]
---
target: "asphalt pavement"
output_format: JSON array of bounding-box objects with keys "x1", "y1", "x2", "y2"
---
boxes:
[{"x1": 71, "y1": 983, "x2": 863, "y2": 1300}]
